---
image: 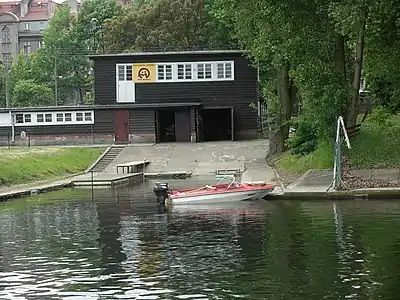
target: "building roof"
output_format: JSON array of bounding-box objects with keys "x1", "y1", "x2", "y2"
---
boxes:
[
  {"x1": 20, "y1": 0, "x2": 50, "y2": 21},
  {"x1": 0, "y1": 103, "x2": 203, "y2": 112},
  {"x1": 89, "y1": 50, "x2": 246, "y2": 59}
]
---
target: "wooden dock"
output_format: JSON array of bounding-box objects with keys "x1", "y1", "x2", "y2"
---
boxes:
[
  {"x1": 71, "y1": 172, "x2": 144, "y2": 187},
  {"x1": 116, "y1": 160, "x2": 150, "y2": 174},
  {"x1": 144, "y1": 171, "x2": 192, "y2": 179}
]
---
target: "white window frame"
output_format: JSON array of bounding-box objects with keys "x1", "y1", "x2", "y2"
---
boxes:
[
  {"x1": 153, "y1": 61, "x2": 234, "y2": 83},
  {"x1": 11, "y1": 111, "x2": 95, "y2": 126},
  {"x1": 39, "y1": 21, "x2": 46, "y2": 30},
  {"x1": 24, "y1": 23, "x2": 31, "y2": 31},
  {"x1": 157, "y1": 64, "x2": 173, "y2": 81}
]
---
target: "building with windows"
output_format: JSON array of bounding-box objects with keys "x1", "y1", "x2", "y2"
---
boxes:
[
  {"x1": 0, "y1": 50, "x2": 261, "y2": 145},
  {"x1": 0, "y1": 0, "x2": 64, "y2": 66}
]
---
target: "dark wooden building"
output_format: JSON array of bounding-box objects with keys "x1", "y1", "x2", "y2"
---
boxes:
[{"x1": 0, "y1": 50, "x2": 261, "y2": 146}]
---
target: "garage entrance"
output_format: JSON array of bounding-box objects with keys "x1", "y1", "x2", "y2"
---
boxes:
[
  {"x1": 198, "y1": 107, "x2": 234, "y2": 142},
  {"x1": 155, "y1": 108, "x2": 191, "y2": 143}
]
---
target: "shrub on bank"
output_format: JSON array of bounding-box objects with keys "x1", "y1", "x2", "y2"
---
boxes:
[
  {"x1": 277, "y1": 108, "x2": 400, "y2": 174},
  {"x1": 0, "y1": 147, "x2": 104, "y2": 186}
]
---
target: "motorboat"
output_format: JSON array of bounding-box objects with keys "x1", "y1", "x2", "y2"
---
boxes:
[{"x1": 153, "y1": 175, "x2": 274, "y2": 207}]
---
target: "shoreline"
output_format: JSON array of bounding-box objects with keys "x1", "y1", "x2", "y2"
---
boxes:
[{"x1": 2, "y1": 172, "x2": 400, "y2": 202}]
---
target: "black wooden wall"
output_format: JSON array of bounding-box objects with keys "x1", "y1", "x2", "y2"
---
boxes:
[{"x1": 92, "y1": 52, "x2": 258, "y2": 133}]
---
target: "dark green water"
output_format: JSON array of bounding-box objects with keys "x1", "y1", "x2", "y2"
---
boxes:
[{"x1": 1, "y1": 179, "x2": 400, "y2": 299}]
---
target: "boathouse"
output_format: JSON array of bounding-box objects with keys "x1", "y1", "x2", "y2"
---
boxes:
[{"x1": 0, "y1": 50, "x2": 261, "y2": 146}]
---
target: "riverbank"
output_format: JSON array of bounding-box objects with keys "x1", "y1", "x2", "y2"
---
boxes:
[
  {"x1": 0, "y1": 146, "x2": 104, "y2": 187},
  {"x1": 274, "y1": 112, "x2": 400, "y2": 189}
]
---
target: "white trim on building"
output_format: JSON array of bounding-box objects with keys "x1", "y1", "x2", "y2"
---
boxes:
[
  {"x1": 0, "y1": 111, "x2": 95, "y2": 127},
  {"x1": 154, "y1": 61, "x2": 235, "y2": 83}
]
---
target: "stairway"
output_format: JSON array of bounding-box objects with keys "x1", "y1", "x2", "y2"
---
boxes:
[{"x1": 89, "y1": 146, "x2": 125, "y2": 173}]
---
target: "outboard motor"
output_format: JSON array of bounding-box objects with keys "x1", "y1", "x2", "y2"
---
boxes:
[{"x1": 153, "y1": 182, "x2": 170, "y2": 206}]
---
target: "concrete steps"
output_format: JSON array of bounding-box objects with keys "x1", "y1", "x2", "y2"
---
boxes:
[{"x1": 89, "y1": 146, "x2": 125, "y2": 173}]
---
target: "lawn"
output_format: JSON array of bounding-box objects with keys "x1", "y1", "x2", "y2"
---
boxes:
[{"x1": 0, "y1": 146, "x2": 104, "y2": 186}]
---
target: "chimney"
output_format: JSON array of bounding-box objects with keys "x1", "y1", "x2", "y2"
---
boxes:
[{"x1": 20, "y1": 0, "x2": 29, "y2": 17}]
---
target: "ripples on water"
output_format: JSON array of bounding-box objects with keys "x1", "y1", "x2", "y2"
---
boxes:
[{"x1": 1, "y1": 178, "x2": 400, "y2": 299}]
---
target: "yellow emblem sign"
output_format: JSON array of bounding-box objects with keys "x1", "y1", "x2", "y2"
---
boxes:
[{"x1": 133, "y1": 64, "x2": 156, "y2": 83}]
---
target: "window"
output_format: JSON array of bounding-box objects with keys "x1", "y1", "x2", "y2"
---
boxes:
[
  {"x1": 45, "y1": 113, "x2": 52, "y2": 122},
  {"x1": 217, "y1": 62, "x2": 233, "y2": 79},
  {"x1": 84, "y1": 112, "x2": 92, "y2": 121},
  {"x1": 56, "y1": 113, "x2": 64, "y2": 122},
  {"x1": 23, "y1": 42, "x2": 31, "y2": 56},
  {"x1": 37, "y1": 114, "x2": 44, "y2": 123},
  {"x1": 24, "y1": 114, "x2": 31, "y2": 123},
  {"x1": 126, "y1": 65, "x2": 132, "y2": 81},
  {"x1": 178, "y1": 64, "x2": 192, "y2": 80},
  {"x1": 157, "y1": 64, "x2": 172, "y2": 80},
  {"x1": 15, "y1": 114, "x2": 24, "y2": 124},
  {"x1": 2, "y1": 53, "x2": 11, "y2": 69},
  {"x1": 38, "y1": 40, "x2": 43, "y2": 49},
  {"x1": 76, "y1": 112, "x2": 83, "y2": 122},
  {"x1": 197, "y1": 63, "x2": 212, "y2": 79},
  {"x1": 39, "y1": 22, "x2": 46, "y2": 30},
  {"x1": 1, "y1": 26, "x2": 10, "y2": 43},
  {"x1": 65, "y1": 113, "x2": 72, "y2": 122},
  {"x1": 24, "y1": 23, "x2": 31, "y2": 31},
  {"x1": 118, "y1": 65, "x2": 125, "y2": 81}
]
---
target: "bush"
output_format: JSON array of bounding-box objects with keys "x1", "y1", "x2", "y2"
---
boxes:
[{"x1": 285, "y1": 117, "x2": 318, "y2": 155}]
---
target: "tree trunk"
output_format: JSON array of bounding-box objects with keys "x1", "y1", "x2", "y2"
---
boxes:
[
  {"x1": 346, "y1": 7, "x2": 367, "y2": 127},
  {"x1": 268, "y1": 62, "x2": 292, "y2": 157},
  {"x1": 280, "y1": 62, "x2": 292, "y2": 144},
  {"x1": 334, "y1": 34, "x2": 348, "y2": 119}
]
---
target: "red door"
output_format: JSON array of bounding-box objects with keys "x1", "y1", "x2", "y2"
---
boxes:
[{"x1": 114, "y1": 110, "x2": 129, "y2": 143}]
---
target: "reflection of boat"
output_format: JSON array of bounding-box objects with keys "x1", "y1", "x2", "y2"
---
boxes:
[{"x1": 153, "y1": 175, "x2": 274, "y2": 207}]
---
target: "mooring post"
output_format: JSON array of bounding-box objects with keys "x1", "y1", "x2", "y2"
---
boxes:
[
  {"x1": 143, "y1": 158, "x2": 146, "y2": 184},
  {"x1": 91, "y1": 171, "x2": 94, "y2": 201}
]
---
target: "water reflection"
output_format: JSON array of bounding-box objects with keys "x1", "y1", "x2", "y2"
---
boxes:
[{"x1": 0, "y1": 181, "x2": 400, "y2": 299}]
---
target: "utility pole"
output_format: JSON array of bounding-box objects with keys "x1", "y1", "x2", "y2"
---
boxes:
[
  {"x1": 4, "y1": 57, "x2": 10, "y2": 108},
  {"x1": 54, "y1": 56, "x2": 57, "y2": 106},
  {"x1": 5, "y1": 70, "x2": 10, "y2": 108}
]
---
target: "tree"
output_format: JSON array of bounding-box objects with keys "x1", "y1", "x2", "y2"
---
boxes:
[
  {"x1": 102, "y1": 0, "x2": 235, "y2": 52},
  {"x1": 12, "y1": 79, "x2": 53, "y2": 107}
]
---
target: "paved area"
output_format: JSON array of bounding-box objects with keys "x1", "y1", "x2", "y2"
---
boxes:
[{"x1": 104, "y1": 140, "x2": 276, "y2": 181}]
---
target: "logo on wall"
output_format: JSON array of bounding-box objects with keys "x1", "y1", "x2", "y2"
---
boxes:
[{"x1": 133, "y1": 64, "x2": 156, "y2": 83}]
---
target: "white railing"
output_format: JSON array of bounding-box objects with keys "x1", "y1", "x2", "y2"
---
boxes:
[{"x1": 330, "y1": 116, "x2": 352, "y2": 190}]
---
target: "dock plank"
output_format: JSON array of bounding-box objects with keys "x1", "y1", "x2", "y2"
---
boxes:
[{"x1": 72, "y1": 172, "x2": 144, "y2": 187}]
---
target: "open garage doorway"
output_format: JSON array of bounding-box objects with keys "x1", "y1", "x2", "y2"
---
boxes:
[
  {"x1": 198, "y1": 107, "x2": 234, "y2": 142},
  {"x1": 155, "y1": 108, "x2": 191, "y2": 143},
  {"x1": 155, "y1": 109, "x2": 176, "y2": 142}
]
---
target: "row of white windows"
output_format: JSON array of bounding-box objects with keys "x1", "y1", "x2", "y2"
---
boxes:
[
  {"x1": 13, "y1": 111, "x2": 94, "y2": 126},
  {"x1": 117, "y1": 61, "x2": 234, "y2": 82}
]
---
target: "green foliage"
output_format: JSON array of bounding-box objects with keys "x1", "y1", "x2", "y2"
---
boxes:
[
  {"x1": 286, "y1": 117, "x2": 318, "y2": 155},
  {"x1": 277, "y1": 140, "x2": 334, "y2": 174},
  {"x1": 366, "y1": 106, "x2": 395, "y2": 127},
  {"x1": 12, "y1": 79, "x2": 53, "y2": 107},
  {"x1": 344, "y1": 114, "x2": 400, "y2": 168},
  {"x1": 0, "y1": 147, "x2": 104, "y2": 186},
  {"x1": 102, "y1": 0, "x2": 235, "y2": 52}
]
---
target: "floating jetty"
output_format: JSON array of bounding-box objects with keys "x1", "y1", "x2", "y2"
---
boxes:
[
  {"x1": 144, "y1": 171, "x2": 192, "y2": 179},
  {"x1": 71, "y1": 173, "x2": 143, "y2": 187}
]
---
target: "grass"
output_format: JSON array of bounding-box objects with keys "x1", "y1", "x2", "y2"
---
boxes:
[
  {"x1": 344, "y1": 122, "x2": 400, "y2": 169},
  {"x1": 276, "y1": 140, "x2": 334, "y2": 175},
  {"x1": 0, "y1": 146, "x2": 104, "y2": 186},
  {"x1": 277, "y1": 112, "x2": 400, "y2": 174}
]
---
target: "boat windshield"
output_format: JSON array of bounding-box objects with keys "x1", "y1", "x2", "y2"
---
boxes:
[{"x1": 215, "y1": 175, "x2": 240, "y2": 189}]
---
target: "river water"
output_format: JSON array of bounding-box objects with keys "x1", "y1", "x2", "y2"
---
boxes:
[{"x1": 1, "y1": 178, "x2": 400, "y2": 299}]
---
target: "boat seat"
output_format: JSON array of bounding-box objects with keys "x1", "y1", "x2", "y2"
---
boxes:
[{"x1": 245, "y1": 181, "x2": 267, "y2": 186}]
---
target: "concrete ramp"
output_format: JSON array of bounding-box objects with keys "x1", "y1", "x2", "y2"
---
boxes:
[{"x1": 104, "y1": 140, "x2": 271, "y2": 177}]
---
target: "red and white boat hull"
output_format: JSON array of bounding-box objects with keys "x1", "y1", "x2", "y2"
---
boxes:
[{"x1": 167, "y1": 183, "x2": 274, "y2": 205}]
